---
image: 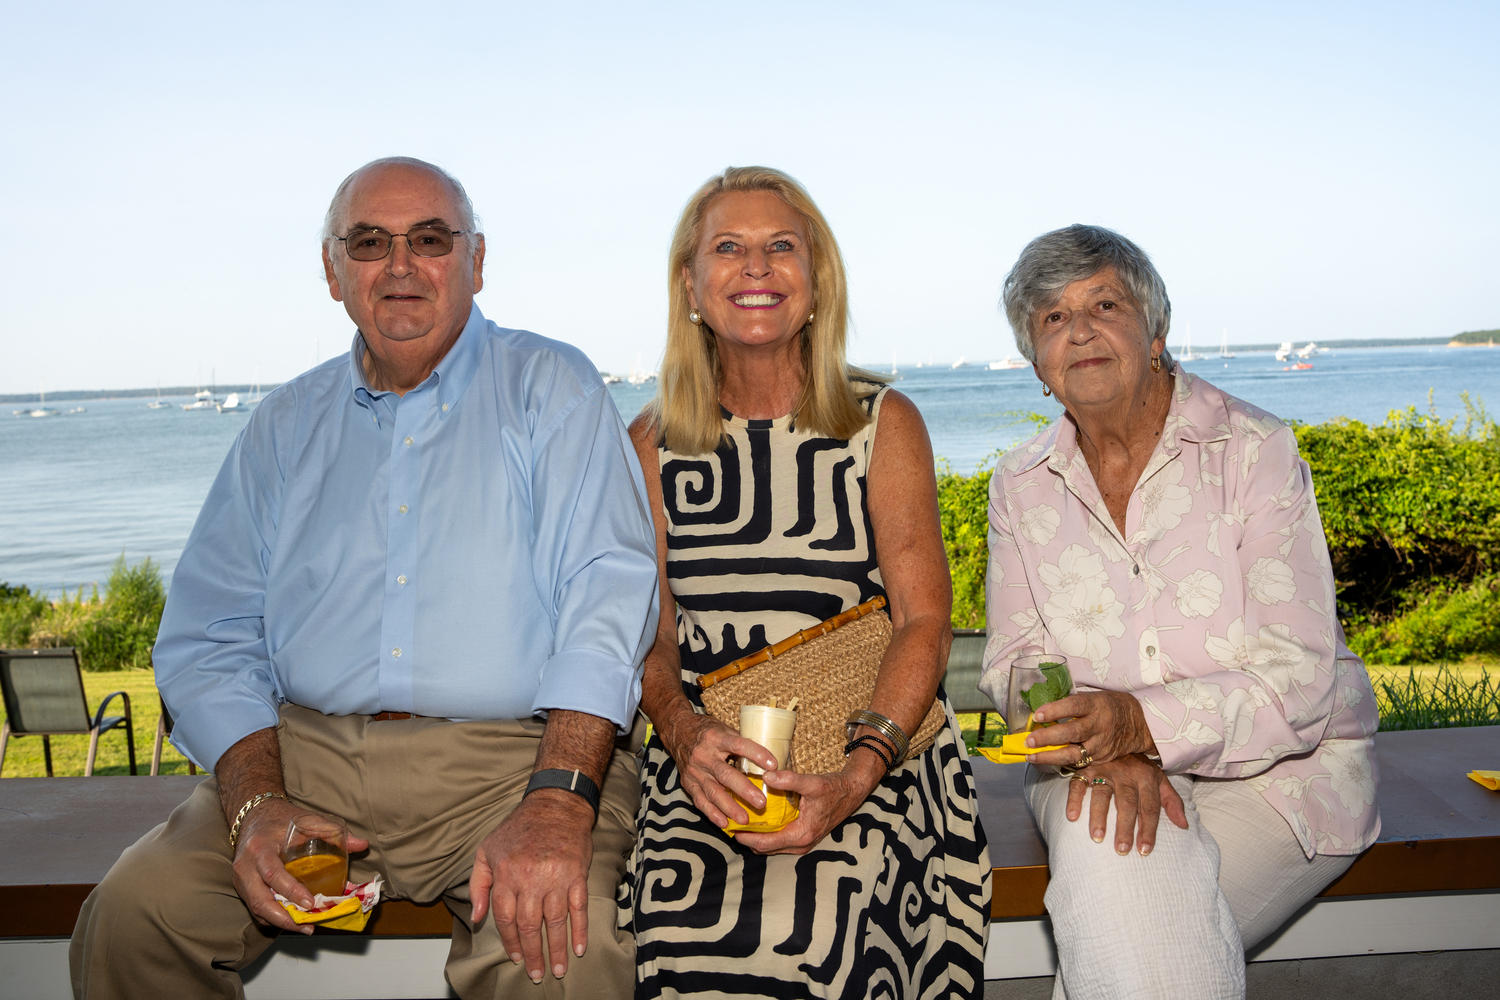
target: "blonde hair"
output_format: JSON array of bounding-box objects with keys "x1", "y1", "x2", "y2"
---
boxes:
[{"x1": 647, "y1": 166, "x2": 888, "y2": 455}]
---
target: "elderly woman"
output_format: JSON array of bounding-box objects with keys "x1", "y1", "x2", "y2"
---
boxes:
[
  {"x1": 978, "y1": 225, "x2": 1379, "y2": 999},
  {"x1": 618, "y1": 167, "x2": 992, "y2": 998}
]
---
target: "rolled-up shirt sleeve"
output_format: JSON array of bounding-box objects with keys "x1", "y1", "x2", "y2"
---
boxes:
[
  {"x1": 1134, "y1": 424, "x2": 1350, "y2": 778},
  {"x1": 528, "y1": 381, "x2": 660, "y2": 731},
  {"x1": 154, "y1": 412, "x2": 286, "y2": 773}
]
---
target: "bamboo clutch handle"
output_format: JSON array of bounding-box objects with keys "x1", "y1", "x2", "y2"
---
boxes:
[{"x1": 699, "y1": 596, "x2": 888, "y2": 692}]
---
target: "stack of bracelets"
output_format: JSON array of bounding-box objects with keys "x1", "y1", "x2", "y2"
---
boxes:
[{"x1": 844, "y1": 709, "x2": 911, "y2": 775}]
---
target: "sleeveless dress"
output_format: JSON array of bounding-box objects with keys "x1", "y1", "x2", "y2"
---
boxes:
[{"x1": 618, "y1": 384, "x2": 993, "y2": 999}]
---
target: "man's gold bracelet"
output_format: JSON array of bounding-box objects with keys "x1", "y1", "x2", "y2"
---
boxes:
[{"x1": 228, "y1": 791, "x2": 287, "y2": 851}]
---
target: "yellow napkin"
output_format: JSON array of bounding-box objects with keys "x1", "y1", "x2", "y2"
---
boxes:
[
  {"x1": 976, "y1": 747, "x2": 1028, "y2": 764},
  {"x1": 276, "y1": 876, "x2": 382, "y2": 931},
  {"x1": 975, "y1": 732, "x2": 1072, "y2": 764},
  {"x1": 724, "y1": 776, "x2": 800, "y2": 835},
  {"x1": 1469, "y1": 770, "x2": 1500, "y2": 791}
]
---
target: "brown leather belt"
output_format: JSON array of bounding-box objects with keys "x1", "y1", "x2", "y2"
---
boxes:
[{"x1": 372, "y1": 711, "x2": 424, "y2": 721}]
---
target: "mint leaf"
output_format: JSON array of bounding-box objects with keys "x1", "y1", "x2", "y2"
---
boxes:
[{"x1": 1023, "y1": 663, "x2": 1073, "y2": 713}]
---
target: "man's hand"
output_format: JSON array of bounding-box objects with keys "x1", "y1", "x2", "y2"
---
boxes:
[
  {"x1": 216, "y1": 727, "x2": 369, "y2": 935},
  {"x1": 232, "y1": 797, "x2": 370, "y2": 934},
  {"x1": 469, "y1": 790, "x2": 595, "y2": 984}
]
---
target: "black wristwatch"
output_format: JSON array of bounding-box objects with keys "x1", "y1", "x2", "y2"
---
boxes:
[{"x1": 525, "y1": 768, "x2": 600, "y2": 818}]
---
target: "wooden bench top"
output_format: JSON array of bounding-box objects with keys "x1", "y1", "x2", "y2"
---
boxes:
[{"x1": 2, "y1": 727, "x2": 1496, "y2": 936}]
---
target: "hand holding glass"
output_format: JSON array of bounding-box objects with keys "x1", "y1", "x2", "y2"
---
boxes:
[
  {"x1": 280, "y1": 814, "x2": 350, "y2": 900},
  {"x1": 999, "y1": 654, "x2": 1074, "y2": 756}
]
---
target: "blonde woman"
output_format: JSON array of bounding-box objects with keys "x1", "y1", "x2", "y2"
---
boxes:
[{"x1": 618, "y1": 167, "x2": 992, "y2": 998}]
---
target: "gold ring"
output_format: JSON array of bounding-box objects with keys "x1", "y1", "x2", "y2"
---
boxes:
[
  {"x1": 1068, "y1": 772, "x2": 1089, "y2": 783},
  {"x1": 1075, "y1": 746, "x2": 1094, "y2": 768}
]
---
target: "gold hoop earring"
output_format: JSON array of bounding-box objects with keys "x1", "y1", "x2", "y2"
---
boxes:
[
  {"x1": 688, "y1": 310, "x2": 702, "y2": 325},
  {"x1": 1042, "y1": 385, "x2": 1052, "y2": 397},
  {"x1": 1151, "y1": 355, "x2": 1162, "y2": 373}
]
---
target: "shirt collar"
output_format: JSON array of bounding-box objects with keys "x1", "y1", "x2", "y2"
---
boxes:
[
  {"x1": 347, "y1": 302, "x2": 487, "y2": 421},
  {"x1": 1012, "y1": 368, "x2": 1232, "y2": 477}
]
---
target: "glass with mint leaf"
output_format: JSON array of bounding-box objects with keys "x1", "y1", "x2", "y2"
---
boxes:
[{"x1": 1005, "y1": 654, "x2": 1073, "y2": 734}]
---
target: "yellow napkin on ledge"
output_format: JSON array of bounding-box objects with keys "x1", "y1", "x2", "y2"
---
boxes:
[{"x1": 1468, "y1": 770, "x2": 1500, "y2": 791}]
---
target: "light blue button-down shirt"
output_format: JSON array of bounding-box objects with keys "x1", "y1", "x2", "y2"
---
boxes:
[{"x1": 156, "y1": 305, "x2": 660, "y2": 771}]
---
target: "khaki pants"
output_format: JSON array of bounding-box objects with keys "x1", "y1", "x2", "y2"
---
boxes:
[{"x1": 69, "y1": 704, "x2": 641, "y2": 1000}]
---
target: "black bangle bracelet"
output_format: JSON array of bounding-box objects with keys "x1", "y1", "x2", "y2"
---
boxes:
[
  {"x1": 525, "y1": 768, "x2": 600, "y2": 818},
  {"x1": 844, "y1": 735, "x2": 897, "y2": 775}
]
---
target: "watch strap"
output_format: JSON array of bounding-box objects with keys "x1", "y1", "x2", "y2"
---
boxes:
[{"x1": 525, "y1": 768, "x2": 600, "y2": 818}]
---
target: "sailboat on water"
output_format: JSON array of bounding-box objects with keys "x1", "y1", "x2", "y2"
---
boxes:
[
  {"x1": 1218, "y1": 329, "x2": 1235, "y2": 360},
  {"x1": 1179, "y1": 324, "x2": 1204, "y2": 362},
  {"x1": 183, "y1": 367, "x2": 219, "y2": 410},
  {"x1": 147, "y1": 381, "x2": 171, "y2": 409},
  {"x1": 28, "y1": 385, "x2": 60, "y2": 418}
]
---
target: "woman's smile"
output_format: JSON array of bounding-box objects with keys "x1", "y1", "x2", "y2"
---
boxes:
[{"x1": 730, "y1": 291, "x2": 785, "y2": 309}]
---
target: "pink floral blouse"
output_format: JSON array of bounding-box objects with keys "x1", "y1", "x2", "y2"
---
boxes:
[{"x1": 979, "y1": 370, "x2": 1380, "y2": 857}]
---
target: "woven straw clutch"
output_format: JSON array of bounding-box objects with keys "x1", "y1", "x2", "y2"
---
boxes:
[{"x1": 698, "y1": 596, "x2": 947, "y2": 775}]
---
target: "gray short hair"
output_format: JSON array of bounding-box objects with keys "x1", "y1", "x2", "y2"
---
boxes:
[
  {"x1": 320, "y1": 156, "x2": 481, "y2": 258},
  {"x1": 1001, "y1": 225, "x2": 1171, "y2": 364}
]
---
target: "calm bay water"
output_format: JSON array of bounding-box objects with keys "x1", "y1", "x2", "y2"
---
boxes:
[{"x1": 4, "y1": 344, "x2": 1498, "y2": 595}]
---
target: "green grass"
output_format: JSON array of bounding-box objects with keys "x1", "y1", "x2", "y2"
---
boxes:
[
  {"x1": 1368, "y1": 663, "x2": 1500, "y2": 731},
  {"x1": 0, "y1": 668, "x2": 198, "y2": 777}
]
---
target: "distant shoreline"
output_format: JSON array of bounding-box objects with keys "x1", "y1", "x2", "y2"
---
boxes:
[
  {"x1": 0, "y1": 384, "x2": 279, "y2": 405},
  {"x1": 2, "y1": 334, "x2": 1492, "y2": 403}
]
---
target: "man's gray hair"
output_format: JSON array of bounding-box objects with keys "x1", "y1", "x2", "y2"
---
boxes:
[
  {"x1": 1001, "y1": 224, "x2": 1171, "y2": 364},
  {"x1": 320, "y1": 156, "x2": 481, "y2": 257}
]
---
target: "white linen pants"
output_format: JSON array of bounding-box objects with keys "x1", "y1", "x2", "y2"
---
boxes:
[{"x1": 1026, "y1": 768, "x2": 1355, "y2": 1000}]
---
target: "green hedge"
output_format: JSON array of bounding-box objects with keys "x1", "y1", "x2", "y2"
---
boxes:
[
  {"x1": 939, "y1": 397, "x2": 1500, "y2": 664},
  {"x1": 0, "y1": 556, "x2": 165, "y2": 671}
]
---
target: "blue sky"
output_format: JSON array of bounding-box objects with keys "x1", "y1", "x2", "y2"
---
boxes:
[{"x1": 2, "y1": 1, "x2": 1496, "y2": 393}]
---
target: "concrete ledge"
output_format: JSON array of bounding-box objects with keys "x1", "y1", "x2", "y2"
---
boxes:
[{"x1": 3, "y1": 726, "x2": 1496, "y2": 990}]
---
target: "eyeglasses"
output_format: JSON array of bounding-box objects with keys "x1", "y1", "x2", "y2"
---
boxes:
[{"x1": 335, "y1": 226, "x2": 471, "y2": 261}]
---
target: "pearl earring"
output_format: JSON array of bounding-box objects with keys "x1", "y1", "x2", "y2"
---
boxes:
[
  {"x1": 807, "y1": 312, "x2": 815, "y2": 324},
  {"x1": 688, "y1": 310, "x2": 702, "y2": 325}
]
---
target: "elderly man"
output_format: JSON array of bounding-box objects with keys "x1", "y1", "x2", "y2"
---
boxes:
[{"x1": 68, "y1": 157, "x2": 659, "y2": 999}]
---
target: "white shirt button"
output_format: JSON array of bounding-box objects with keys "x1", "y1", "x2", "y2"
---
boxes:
[
  {"x1": 404, "y1": 436, "x2": 413, "y2": 446},
  {"x1": 391, "y1": 647, "x2": 402, "y2": 658},
  {"x1": 397, "y1": 575, "x2": 407, "y2": 585},
  {"x1": 442, "y1": 403, "x2": 449, "y2": 412},
  {"x1": 399, "y1": 504, "x2": 409, "y2": 514}
]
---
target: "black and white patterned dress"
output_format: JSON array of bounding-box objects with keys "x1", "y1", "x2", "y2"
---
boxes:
[{"x1": 619, "y1": 385, "x2": 992, "y2": 999}]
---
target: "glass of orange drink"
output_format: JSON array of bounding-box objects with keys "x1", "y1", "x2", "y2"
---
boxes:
[{"x1": 280, "y1": 814, "x2": 350, "y2": 900}]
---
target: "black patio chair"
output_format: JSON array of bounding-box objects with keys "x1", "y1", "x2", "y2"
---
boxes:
[
  {"x1": 943, "y1": 628, "x2": 997, "y2": 741},
  {"x1": 150, "y1": 696, "x2": 197, "y2": 776},
  {"x1": 0, "y1": 647, "x2": 136, "y2": 776}
]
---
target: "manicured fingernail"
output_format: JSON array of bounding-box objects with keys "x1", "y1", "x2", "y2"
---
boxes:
[
  {"x1": 1117, "y1": 844, "x2": 1130, "y2": 855},
  {"x1": 1034, "y1": 711, "x2": 1045, "y2": 722},
  {"x1": 1091, "y1": 830, "x2": 1103, "y2": 843},
  {"x1": 575, "y1": 943, "x2": 585, "y2": 957},
  {"x1": 553, "y1": 963, "x2": 566, "y2": 978},
  {"x1": 509, "y1": 952, "x2": 521, "y2": 964},
  {"x1": 1140, "y1": 844, "x2": 1153, "y2": 856},
  {"x1": 530, "y1": 970, "x2": 542, "y2": 983}
]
